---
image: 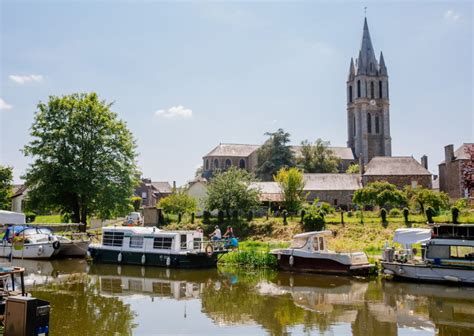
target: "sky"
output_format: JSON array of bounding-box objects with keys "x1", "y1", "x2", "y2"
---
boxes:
[{"x1": 1, "y1": 1, "x2": 473, "y2": 186}]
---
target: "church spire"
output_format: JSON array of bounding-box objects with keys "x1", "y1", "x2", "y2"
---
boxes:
[
  {"x1": 348, "y1": 57, "x2": 355, "y2": 80},
  {"x1": 357, "y1": 17, "x2": 378, "y2": 75},
  {"x1": 379, "y1": 51, "x2": 387, "y2": 76}
]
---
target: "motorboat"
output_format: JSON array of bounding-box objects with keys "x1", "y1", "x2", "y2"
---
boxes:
[
  {"x1": 270, "y1": 231, "x2": 374, "y2": 275},
  {"x1": 88, "y1": 226, "x2": 228, "y2": 268},
  {"x1": 0, "y1": 226, "x2": 60, "y2": 260},
  {"x1": 381, "y1": 225, "x2": 474, "y2": 284}
]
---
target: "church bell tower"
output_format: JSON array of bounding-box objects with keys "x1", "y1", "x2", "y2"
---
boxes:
[{"x1": 347, "y1": 18, "x2": 391, "y2": 164}]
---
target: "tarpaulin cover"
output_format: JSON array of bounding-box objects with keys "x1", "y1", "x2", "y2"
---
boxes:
[{"x1": 393, "y1": 228, "x2": 432, "y2": 245}]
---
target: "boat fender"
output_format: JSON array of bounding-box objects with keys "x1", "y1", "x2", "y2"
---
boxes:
[
  {"x1": 166, "y1": 256, "x2": 171, "y2": 267},
  {"x1": 398, "y1": 267, "x2": 405, "y2": 274},
  {"x1": 53, "y1": 241, "x2": 61, "y2": 250},
  {"x1": 205, "y1": 244, "x2": 214, "y2": 257},
  {"x1": 443, "y1": 275, "x2": 460, "y2": 282},
  {"x1": 86, "y1": 250, "x2": 91, "y2": 258},
  {"x1": 277, "y1": 253, "x2": 281, "y2": 260},
  {"x1": 289, "y1": 255, "x2": 294, "y2": 267},
  {"x1": 141, "y1": 254, "x2": 146, "y2": 265},
  {"x1": 383, "y1": 269, "x2": 394, "y2": 275},
  {"x1": 38, "y1": 245, "x2": 44, "y2": 256},
  {"x1": 118, "y1": 252, "x2": 123, "y2": 263}
]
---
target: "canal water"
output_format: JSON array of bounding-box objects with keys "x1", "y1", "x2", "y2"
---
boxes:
[{"x1": 9, "y1": 259, "x2": 474, "y2": 335}]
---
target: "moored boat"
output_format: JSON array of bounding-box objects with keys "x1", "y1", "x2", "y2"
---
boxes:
[
  {"x1": 1, "y1": 226, "x2": 60, "y2": 260},
  {"x1": 88, "y1": 226, "x2": 228, "y2": 268},
  {"x1": 270, "y1": 231, "x2": 374, "y2": 275},
  {"x1": 381, "y1": 225, "x2": 474, "y2": 285}
]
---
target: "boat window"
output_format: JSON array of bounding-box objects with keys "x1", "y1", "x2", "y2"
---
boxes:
[
  {"x1": 312, "y1": 238, "x2": 319, "y2": 251},
  {"x1": 103, "y1": 231, "x2": 124, "y2": 247},
  {"x1": 193, "y1": 238, "x2": 202, "y2": 250},
  {"x1": 291, "y1": 237, "x2": 308, "y2": 249},
  {"x1": 450, "y1": 246, "x2": 474, "y2": 260},
  {"x1": 319, "y1": 237, "x2": 325, "y2": 251},
  {"x1": 153, "y1": 237, "x2": 173, "y2": 250},
  {"x1": 426, "y1": 245, "x2": 450, "y2": 259},
  {"x1": 129, "y1": 236, "x2": 144, "y2": 248},
  {"x1": 180, "y1": 234, "x2": 187, "y2": 250}
]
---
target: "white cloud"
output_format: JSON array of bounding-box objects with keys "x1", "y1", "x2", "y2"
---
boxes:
[
  {"x1": 9, "y1": 74, "x2": 44, "y2": 84},
  {"x1": 444, "y1": 10, "x2": 461, "y2": 22},
  {"x1": 155, "y1": 105, "x2": 193, "y2": 119},
  {"x1": 0, "y1": 98, "x2": 12, "y2": 110}
]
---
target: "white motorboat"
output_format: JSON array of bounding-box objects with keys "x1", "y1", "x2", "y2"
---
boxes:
[
  {"x1": 1, "y1": 226, "x2": 60, "y2": 260},
  {"x1": 270, "y1": 231, "x2": 374, "y2": 275},
  {"x1": 381, "y1": 225, "x2": 474, "y2": 285}
]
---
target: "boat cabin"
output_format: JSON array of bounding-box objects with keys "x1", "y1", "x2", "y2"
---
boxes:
[{"x1": 290, "y1": 231, "x2": 332, "y2": 253}]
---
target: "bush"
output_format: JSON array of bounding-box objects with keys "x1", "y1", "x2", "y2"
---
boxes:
[
  {"x1": 203, "y1": 210, "x2": 211, "y2": 224},
  {"x1": 191, "y1": 212, "x2": 195, "y2": 224},
  {"x1": 246, "y1": 210, "x2": 253, "y2": 222},
  {"x1": 300, "y1": 209, "x2": 306, "y2": 223},
  {"x1": 403, "y1": 208, "x2": 409, "y2": 224},
  {"x1": 380, "y1": 208, "x2": 387, "y2": 223},
  {"x1": 454, "y1": 198, "x2": 468, "y2": 210},
  {"x1": 218, "y1": 210, "x2": 225, "y2": 223},
  {"x1": 131, "y1": 196, "x2": 142, "y2": 211},
  {"x1": 347, "y1": 210, "x2": 354, "y2": 218},
  {"x1": 388, "y1": 208, "x2": 402, "y2": 218},
  {"x1": 282, "y1": 210, "x2": 288, "y2": 224},
  {"x1": 319, "y1": 202, "x2": 334, "y2": 215},
  {"x1": 177, "y1": 213, "x2": 182, "y2": 223},
  {"x1": 232, "y1": 209, "x2": 239, "y2": 220},
  {"x1": 302, "y1": 212, "x2": 325, "y2": 232},
  {"x1": 426, "y1": 206, "x2": 434, "y2": 224},
  {"x1": 451, "y1": 207, "x2": 460, "y2": 224}
]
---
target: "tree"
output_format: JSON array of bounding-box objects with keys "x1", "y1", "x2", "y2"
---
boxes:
[
  {"x1": 297, "y1": 139, "x2": 340, "y2": 173},
  {"x1": 274, "y1": 167, "x2": 305, "y2": 214},
  {"x1": 205, "y1": 166, "x2": 260, "y2": 216},
  {"x1": 353, "y1": 181, "x2": 406, "y2": 209},
  {"x1": 0, "y1": 165, "x2": 13, "y2": 210},
  {"x1": 346, "y1": 163, "x2": 360, "y2": 174},
  {"x1": 23, "y1": 93, "x2": 139, "y2": 228},
  {"x1": 255, "y1": 129, "x2": 295, "y2": 181},
  {"x1": 158, "y1": 191, "x2": 197, "y2": 215},
  {"x1": 405, "y1": 186, "x2": 449, "y2": 214}
]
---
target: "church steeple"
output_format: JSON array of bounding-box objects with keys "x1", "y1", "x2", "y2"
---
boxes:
[
  {"x1": 379, "y1": 51, "x2": 387, "y2": 76},
  {"x1": 356, "y1": 18, "x2": 378, "y2": 75},
  {"x1": 348, "y1": 57, "x2": 355, "y2": 80}
]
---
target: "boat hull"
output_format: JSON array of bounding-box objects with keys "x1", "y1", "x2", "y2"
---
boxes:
[
  {"x1": 56, "y1": 241, "x2": 90, "y2": 257},
  {"x1": 381, "y1": 261, "x2": 474, "y2": 285},
  {"x1": 272, "y1": 253, "x2": 373, "y2": 276},
  {"x1": 0, "y1": 241, "x2": 56, "y2": 260},
  {"x1": 88, "y1": 246, "x2": 222, "y2": 268}
]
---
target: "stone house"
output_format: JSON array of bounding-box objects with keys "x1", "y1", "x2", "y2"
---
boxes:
[
  {"x1": 362, "y1": 156, "x2": 432, "y2": 189},
  {"x1": 438, "y1": 143, "x2": 474, "y2": 199},
  {"x1": 304, "y1": 174, "x2": 362, "y2": 209},
  {"x1": 134, "y1": 179, "x2": 173, "y2": 208}
]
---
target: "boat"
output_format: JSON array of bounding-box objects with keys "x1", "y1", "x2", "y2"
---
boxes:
[
  {"x1": 88, "y1": 226, "x2": 229, "y2": 268},
  {"x1": 269, "y1": 231, "x2": 374, "y2": 275},
  {"x1": 381, "y1": 225, "x2": 474, "y2": 285},
  {"x1": 1, "y1": 226, "x2": 60, "y2": 260}
]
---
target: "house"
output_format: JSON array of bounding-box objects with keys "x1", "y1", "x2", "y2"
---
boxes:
[
  {"x1": 438, "y1": 143, "x2": 474, "y2": 199},
  {"x1": 186, "y1": 178, "x2": 208, "y2": 214},
  {"x1": 362, "y1": 156, "x2": 432, "y2": 189},
  {"x1": 134, "y1": 179, "x2": 173, "y2": 208},
  {"x1": 11, "y1": 184, "x2": 27, "y2": 213},
  {"x1": 304, "y1": 174, "x2": 362, "y2": 209}
]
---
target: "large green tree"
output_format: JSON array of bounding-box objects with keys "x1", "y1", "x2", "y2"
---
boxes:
[
  {"x1": 297, "y1": 139, "x2": 340, "y2": 173},
  {"x1": 158, "y1": 191, "x2": 197, "y2": 215},
  {"x1": 274, "y1": 167, "x2": 306, "y2": 214},
  {"x1": 23, "y1": 93, "x2": 139, "y2": 227},
  {"x1": 353, "y1": 181, "x2": 406, "y2": 209},
  {"x1": 405, "y1": 186, "x2": 449, "y2": 213},
  {"x1": 205, "y1": 166, "x2": 260, "y2": 216},
  {"x1": 255, "y1": 129, "x2": 295, "y2": 181},
  {"x1": 0, "y1": 165, "x2": 13, "y2": 210}
]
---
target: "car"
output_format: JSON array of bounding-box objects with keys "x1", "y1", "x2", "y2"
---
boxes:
[{"x1": 124, "y1": 212, "x2": 143, "y2": 226}]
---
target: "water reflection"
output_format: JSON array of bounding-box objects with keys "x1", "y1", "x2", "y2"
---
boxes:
[{"x1": 12, "y1": 260, "x2": 474, "y2": 336}]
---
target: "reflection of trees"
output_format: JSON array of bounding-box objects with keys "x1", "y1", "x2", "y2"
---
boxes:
[{"x1": 31, "y1": 275, "x2": 136, "y2": 336}]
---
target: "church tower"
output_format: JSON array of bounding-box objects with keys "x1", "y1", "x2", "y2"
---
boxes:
[{"x1": 347, "y1": 18, "x2": 391, "y2": 164}]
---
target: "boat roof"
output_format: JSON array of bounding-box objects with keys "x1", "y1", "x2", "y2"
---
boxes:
[
  {"x1": 393, "y1": 228, "x2": 432, "y2": 245},
  {"x1": 293, "y1": 231, "x2": 332, "y2": 239},
  {"x1": 102, "y1": 226, "x2": 199, "y2": 236},
  {"x1": 430, "y1": 239, "x2": 474, "y2": 247}
]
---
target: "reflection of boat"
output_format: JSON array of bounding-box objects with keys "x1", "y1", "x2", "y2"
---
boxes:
[
  {"x1": 270, "y1": 231, "x2": 374, "y2": 275},
  {"x1": 381, "y1": 226, "x2": 474, "y2": 284},
  {"x1": 89, "y1": 226, "x2": 228, "y2": 268}
]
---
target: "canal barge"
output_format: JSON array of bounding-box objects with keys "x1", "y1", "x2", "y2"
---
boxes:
[
  {"x1": 88, "y1": 226, "x2": 228, "y2": 268},
  {"x1": 381, "y1": 225, "x2": 474, "y2": 285},
  {"x1": 270, "y1": 231, "x2": 374, "y2": 275}
]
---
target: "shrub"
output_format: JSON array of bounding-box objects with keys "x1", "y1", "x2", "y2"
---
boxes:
[
  {"x1": 426, "y1": 207, "x2": 434, "y2": 224},
  {"x1": 246, "y1": 210, "x2": 253, "y2": 222},
  {"x1": 131, "y1": 196, "x2": 142, "y2": 211},
  {"x1": 178, "y1": 213, "x2": 182, "y2": 223},
  {"x1": 388, "y1": 208, "x2": 402, "y2": 218},
  {"x1": 403, "y1": 208, "x2": 409, "y2": 224},
  {"x1": 319, "y1": 202, "x2": 334, "y2": 215},
  {"x1": 203, "y1": 210, "x2": 211, "y2": 224},
  {"x1": 380, "y1": 208, "x2": 387, "y2": 223},
  {"x1": 347, "y1": 210, "x2": 354, "y2": 218},
  {"x1": 232, "y1": 209, "x2": 239, "y2": 220},
  {"x1": 451, "y1": 207, "x2": 460, "y2": 224},
  {"x1": 191, "y1": 212, "x2": 195, "y2": 224},
  {"x1": 454, "y1": 198, "x2": 468, "y2": 210},
  {"x1": 300, "y1": 209, "x2": 306, "y2": 223},
  {"x1": 302, "y1": 212, "x2": 325, "y2": 232},
  {"x1": 218, "y1": 210, "x2": 224, "y2": 223},
  {"x1": 282, "y1": 210, "x2": 288, "y2": 224}
]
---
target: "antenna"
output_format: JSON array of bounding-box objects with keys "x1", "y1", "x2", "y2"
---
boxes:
[{"x1": 364, "y1": 6, "x2": 367, "y2": 17}]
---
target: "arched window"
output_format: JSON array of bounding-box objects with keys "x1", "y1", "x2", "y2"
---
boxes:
[
  {"x1": 205, "y1": 159, "x2": 209, "y2": 170},
  {"x1": 370, "y1": 81, "x2": 375, "y2": 99},
  {"x1": 367, "y1": 113, "x2": 372, "y2": 133},
  {"x1": 214, "y1": 159, "x2": 219, "y2": 169},
  {"x1": 349, "y1": 85, "x2": 353, "y2": 102},
  {"x1": 225, "y1": 159, "x2": 231, "y2": 168},
  {"x1": 357, "y1": 80, "x2": 361, "y2": 98},
  {"x1": 375, "y1": 116, "x2": 380, "y2": 134},
  {"x1": 379, "y1": 81, "x2": 383, "y2": 98},
  {"x1": 239, "y1": 159, "x2": 246, "y2": 169}
]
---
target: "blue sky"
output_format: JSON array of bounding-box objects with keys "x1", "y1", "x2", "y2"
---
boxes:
[{"x1": 1, "y1": 1, "x2": 472, "y2": 185}]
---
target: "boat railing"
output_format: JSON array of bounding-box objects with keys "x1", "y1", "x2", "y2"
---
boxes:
[{"x1": 189, "y1": 239, "x2": 230, "y2": 253}]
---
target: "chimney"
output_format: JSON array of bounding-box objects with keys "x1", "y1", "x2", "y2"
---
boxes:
[
  {"x1": 420, "y1": 155, "x2": 428, "y2": 170},
  {"x1": 444, "y1": 144, "x2": 454, "y2": 162},
  {"x1": 358, "y1": 153, "x2": 365, "y2": 175},
  {"x1": 172, "y1": 181, "x2": 176, "y2": 191}
]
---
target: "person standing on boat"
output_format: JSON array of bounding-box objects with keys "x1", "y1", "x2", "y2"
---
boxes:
[{"x1": 210, "y1": 225, "x2": 221, "y2": 241}]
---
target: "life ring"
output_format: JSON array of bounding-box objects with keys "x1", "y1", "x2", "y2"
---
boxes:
[
  {"x1": 52, "y1": 241, "x2": 61, "y2": 250},
  {"x1": 205, "y1": 244, "x2": 214, "y2": 257}
]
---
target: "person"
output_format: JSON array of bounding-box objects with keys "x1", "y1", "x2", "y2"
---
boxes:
[
  {"x1": 223, "y1": 226, "x2": 234, "y2": 238},
  {"x1": 196, "y1": 227, "x2": 203, "y2": 233},
  {"x1": 210, "y1": 225, "x2": 221, "y2": 241}
]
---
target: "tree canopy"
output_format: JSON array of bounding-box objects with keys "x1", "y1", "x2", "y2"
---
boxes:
[
  {"x1": 297, "y1": 139, "x2": 340, "y2": 173},
  {"x1": 274, "y1": 167, "x2": 306, "y2": 214},
  {"x1": 345, "y1": 163, "x2": 360, "y2": 174},
  {"x1": 158, "y1": 191, "x2": 197, "y2": 215},
  {"x1": 205, "y1": 166, "x2": 260, "y2": 215},
  {"x1": 0, "y1": 165, "x2": 13, "y2": 210},
  {"x1": 405, "y1": 186, "x2": 449, "y2": 213},
  {"x1": 353, "y1": 181, "x2": 406, "y2": 209},
  {"x1": 255, "y1": 129, "x2": 295, "y2": 181},
  {"x1": 23, "y1": 93, "x2": 139, "y2": 226}
]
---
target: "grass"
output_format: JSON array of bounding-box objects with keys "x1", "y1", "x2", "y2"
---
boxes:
[
  {"x1": 32, "y1": 215, "x2": 62, "y2": 224},
  {"x1": 218, "y1": 240, "x2": 287, "y2": 268}
]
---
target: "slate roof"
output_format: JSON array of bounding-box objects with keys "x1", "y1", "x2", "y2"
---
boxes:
[
  {"x1": 453, "y1": 143, "x2": 473, "y2": 161},
  {"x1": 303, "y1": 174, "x2": 362, "y2": 191},
  {"x1": 11, "y1": 185, "x2": 27, "y2": 198},
  {"x1": 364, "y1": 157, "x2": 431, "y2": 176},
  {"x1": 291, "y1": 146, "x2": 355, "y2": 160},
  {"x1": 204, "y1": 144, "x2": 260, "y2": 157},
  {"x1": 249, "y1": 182, "x2": 283, "y2": 202},
  {"x1": 150, "y1": 182, "x2": 172, "y2": 194}
]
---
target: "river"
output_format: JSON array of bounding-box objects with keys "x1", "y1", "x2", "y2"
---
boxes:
[{"x1": 8, "y1": 259, "x2": 474, "y2": 335}]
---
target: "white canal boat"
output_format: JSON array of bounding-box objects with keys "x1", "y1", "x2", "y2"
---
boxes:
[{"x1": 381, "y1": 225, "x2": 474, "y2": 285}]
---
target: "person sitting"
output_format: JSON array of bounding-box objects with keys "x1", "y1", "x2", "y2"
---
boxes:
[
  {"x1": 223, "y1": 226, "x2": 234, "y2": 238},
  {"x1": 210, "y1": 225, "x2": 221, "y2": 241}
]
